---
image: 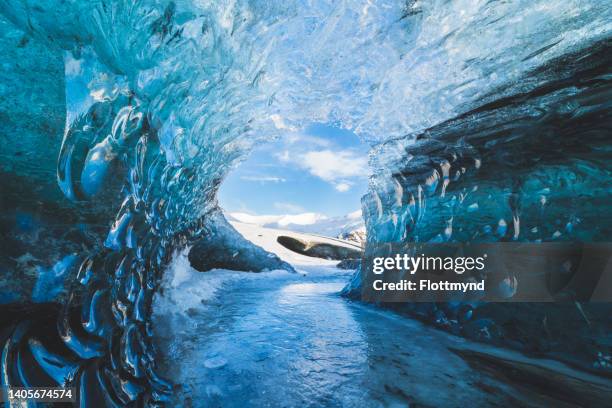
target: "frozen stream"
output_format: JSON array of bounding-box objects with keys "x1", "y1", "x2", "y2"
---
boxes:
[
  {"x1": 154, "y1": 263, "x2": 532, "y2": 407},
  {"x1": 152, "y1": 225, "x2": 609, "y2": 407}
]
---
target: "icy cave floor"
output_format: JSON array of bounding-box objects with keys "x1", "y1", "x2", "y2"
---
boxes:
[{"x1": 152, "y1": 225, "x2": 609, "y2": 408}]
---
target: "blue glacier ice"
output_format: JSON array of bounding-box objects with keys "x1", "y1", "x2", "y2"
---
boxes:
[
  {"x1": 0, "y1": 0, "x2": 611, "y2": 406},
  {"x1": 32, "y1": 254, "x2": 78, "y2": 302}
]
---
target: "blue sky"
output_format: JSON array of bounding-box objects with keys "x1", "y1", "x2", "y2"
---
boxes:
[{"x1": 219, "y1": 123, "x2": 370, "y2": 217}]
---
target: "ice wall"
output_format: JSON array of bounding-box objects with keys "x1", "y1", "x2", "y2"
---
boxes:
[
  {"x1": 351, "y1": 21, "x2": 612, "y2": 374},
  {"x1": 0, "y1": 0, "x2": 610, "y2": 403}
]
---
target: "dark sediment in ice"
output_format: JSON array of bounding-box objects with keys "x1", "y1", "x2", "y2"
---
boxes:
[
  {"x1": 448, "y1": 344, "x2": 612, "y2": 406},
  {"x1": 336, "y1": 259, "x2": 361, "y2": 270},
  {"x1": 276, "y1": 235, "x2": 362, "y2": 261}
]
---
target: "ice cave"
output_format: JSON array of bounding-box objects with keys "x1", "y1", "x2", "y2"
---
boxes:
[{"x1": 0, "y1": 0, "x2": 611, "y2": 406}]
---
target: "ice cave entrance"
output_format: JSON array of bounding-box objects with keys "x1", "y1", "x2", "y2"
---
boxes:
[{"x1": 218, "y1": 123, "x2": 369, "y2": 248}]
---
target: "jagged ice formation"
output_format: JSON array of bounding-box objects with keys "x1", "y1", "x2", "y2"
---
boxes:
[{"x1": 0, "y1": 0, "x2": 610, "y2": 405}]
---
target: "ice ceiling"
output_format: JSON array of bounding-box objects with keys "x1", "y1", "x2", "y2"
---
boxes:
[{"x1": 0, "y1": 0, "x2": 610, "y2": 405}]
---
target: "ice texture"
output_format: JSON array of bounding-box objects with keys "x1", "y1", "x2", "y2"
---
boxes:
[
  {"x1": 0, "y1": 0, "x2": 610, "y2": 405},
  {"x1": 349, "y1": 4, "x2": 612, "y2": 374},
  {"x1": 188, "y1": 208, "x2": 295, "y2": 273}
]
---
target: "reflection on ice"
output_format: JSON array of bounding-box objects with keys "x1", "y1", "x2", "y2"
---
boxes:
[{"x1": 153, "y1": 256, "x2": 535, "y2": 407}]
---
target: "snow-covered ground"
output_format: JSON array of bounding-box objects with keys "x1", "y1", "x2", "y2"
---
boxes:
[
  {"x1": 230, "y1": 221, "x2": 361, "y2": 268},
  {"x1": 228, "y1": 210, "x2": 365, "y2": 241},
  {"x1": 153, "y1": 223, "x2": 353, "y2": 317}
]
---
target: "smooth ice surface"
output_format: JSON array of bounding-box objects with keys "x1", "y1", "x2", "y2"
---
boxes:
[
  {"x1": 154, "y1": 225, "x2": 612, "y2": 407},
  {"x1": 153, "y1": 253, "x2": 526, "y2": 407}
]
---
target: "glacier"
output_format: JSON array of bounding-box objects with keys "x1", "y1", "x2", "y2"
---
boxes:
[{"x1": 0, "y1": 0, "x2": 611, "y2": 406}]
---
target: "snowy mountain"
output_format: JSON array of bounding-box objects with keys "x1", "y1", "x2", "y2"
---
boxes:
[{"x1": 228, "y1": 210, "x2": 365, "y2": 245}]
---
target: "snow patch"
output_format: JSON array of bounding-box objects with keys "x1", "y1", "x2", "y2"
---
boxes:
[{"x1": 228, "y1": 210, "x2": 365, "y2": 239}]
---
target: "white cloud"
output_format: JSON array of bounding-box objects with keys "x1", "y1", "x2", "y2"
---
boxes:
[
  {"x1": 347, "y1": 209, "x2": 362, "y2": 219},
  {"x1": 285, "y1": 133, "x2": 331, "y2": 148},
  {"x1": 240, "y1": 176, "x2": 286, "y2": 183},
  {"x1": 228, "y1": 213, "x2": 283, "y2": 225},
  {"x1": 274, "y1": 147, "x2": 368, "y2": 191},
  {"x1": 239, "y1": 127, "x2": 370, "y2": 194},
  {"x1": 334, "y1": 183, "x2": 351, "y2": 192},
  {"x1": 275, "y1": 213, "x2": 328, "y2": 226},
  {"x1": 229, "y1": 212, "x2": 328, "y2": 227},
  {"x1": 227, "y1": 209, "x2": 365, "y2": 237},
  {"x1": 300, "y1": 150, "x2": 368, "y2": 182}
]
